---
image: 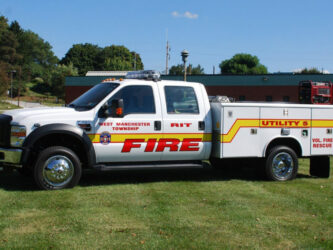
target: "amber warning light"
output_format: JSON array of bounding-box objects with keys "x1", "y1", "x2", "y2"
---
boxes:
[{"x1": 116, "y1": 107, "x2": 123, "y2": 116}]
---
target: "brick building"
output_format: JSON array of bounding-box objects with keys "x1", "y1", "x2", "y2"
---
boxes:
[{"x1": 65, "y1": 73, "x2": 333, "y2": 104}]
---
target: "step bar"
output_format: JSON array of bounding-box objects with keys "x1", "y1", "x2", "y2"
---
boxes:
[{"x1": 92, "y1": 161, "x2": 208, "y2": 172}]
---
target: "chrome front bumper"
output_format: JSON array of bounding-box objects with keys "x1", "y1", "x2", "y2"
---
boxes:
[{"x1": 0, "y1": 147, "x2": 22, "y2": 166}]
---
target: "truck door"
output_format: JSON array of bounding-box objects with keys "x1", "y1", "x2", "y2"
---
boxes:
[
  {"x1": 94, "y1": 83, "x2": 163, "y2": 163},
  {"x1": 157, "y1": 83, "x2": 210, "y2": 161}
]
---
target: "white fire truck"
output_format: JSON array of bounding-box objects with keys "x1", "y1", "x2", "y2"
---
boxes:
[{"x1": 0, "y1": 70, "x2": 331, "y2": 190}]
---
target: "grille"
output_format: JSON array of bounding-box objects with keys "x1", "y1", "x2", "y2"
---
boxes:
[{"x1": 0, "y1": 114, "x2": 12, "y2": 147}]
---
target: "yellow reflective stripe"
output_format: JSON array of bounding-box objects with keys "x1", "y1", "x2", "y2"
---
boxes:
[
  {"x1": 221, "y1": 119, "x2": 260, "y2": 143},
  {"x1": 312, "y1": 120, "x2": 333, "y2": 128},
  {"x1": 221, "y1": 119, "x2": 333, "y2": 143},
  {"x1": 88, "y1": 133, "x2": 212, "y2": 143}
]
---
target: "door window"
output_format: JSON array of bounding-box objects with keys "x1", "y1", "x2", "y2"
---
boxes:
[
  {"x1": 108, "y1": 85, "x2": 155, "y2": 115},
  {"x1": 164, "y1": 86, "x2": 199, "y2": 114}
]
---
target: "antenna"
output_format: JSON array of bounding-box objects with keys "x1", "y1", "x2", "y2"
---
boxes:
[{"x1": 166, "y1": 29, "x2": 170, "y2": 75}]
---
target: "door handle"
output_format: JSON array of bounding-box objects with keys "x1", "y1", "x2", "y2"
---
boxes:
[
  {"x1": 154, "y1": 121, "x2": 161, "y2": 131},
  {"x1": 199, "y1": 121, "x2": 205, "y2": 131}
]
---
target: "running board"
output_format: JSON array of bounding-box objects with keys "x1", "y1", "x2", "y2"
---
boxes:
[{"x1": 93, "y1": 161, "x2": 206, "y2": 172}]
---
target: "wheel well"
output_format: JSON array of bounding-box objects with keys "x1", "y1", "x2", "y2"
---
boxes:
[
  {"x1": 265, "y1": 138, "x2": 302, "y2": 157},
  {"x1": 26, "y1": 133, "x2": 89, "y2": 169}
]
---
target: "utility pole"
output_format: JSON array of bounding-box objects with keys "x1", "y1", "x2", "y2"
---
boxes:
[
  {"x1": 166, "y1": 40, "x2": 170, "y2": 75},
  {"x1": 165, "y1": 29, "x2": 170, "y2": 75},
  {"x1": 133, "y1": 53, "x2": 137, "y2": 71},
  {"x1": 17, "y1": 67, "x2": 21, "y2": 107},
  {"x1": 10, "y1": 70, "x2": 16, "y2": 99}
]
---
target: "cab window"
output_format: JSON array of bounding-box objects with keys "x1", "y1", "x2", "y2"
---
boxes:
[
  {"x1": 164, "y1": 86, "x2": 199, "y2": 114},
  {"x1": 108, "y1": 85, "x2": 155, "y2": 115}
]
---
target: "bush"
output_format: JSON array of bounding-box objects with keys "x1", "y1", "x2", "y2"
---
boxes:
[{"x1": 32, "y1": 77, "x2": 44, "y2": 84}]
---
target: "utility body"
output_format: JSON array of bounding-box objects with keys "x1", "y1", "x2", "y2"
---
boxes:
[{"x1": 0, "y1": 71, "x2": 331, "y2": 190}]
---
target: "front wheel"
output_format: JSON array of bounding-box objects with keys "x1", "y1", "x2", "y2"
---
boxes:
[
  {"x1": 265, "y1": 146, "x2": 298, "y2": 181},
  {"x1": 33, "y1": 146, "x2": 82, "y2": 190}
]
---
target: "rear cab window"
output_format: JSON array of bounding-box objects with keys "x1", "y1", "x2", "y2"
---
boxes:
[{"x1": 164, "y1": 86, "x2": 199, "y2": 114}]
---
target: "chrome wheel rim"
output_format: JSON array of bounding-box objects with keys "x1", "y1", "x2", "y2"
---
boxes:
[
  {"x1": 272, "y1": 152, "x2": 294, "y2": 180},
  {"x1": 43, "y1": 155, "x2": 74, "y2": 187}
]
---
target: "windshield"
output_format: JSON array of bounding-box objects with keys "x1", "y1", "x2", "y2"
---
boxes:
[
  {"x1": 69, "y1": 82, "x2": 119, "y2": 111},
  {"x1": 318, "y1": 88, "x2": 330, "y2": 95}
]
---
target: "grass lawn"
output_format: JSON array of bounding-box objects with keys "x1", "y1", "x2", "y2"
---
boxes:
[
  {"x1": 0, "y1": 159, "x2": 331, "y2": 249},
  {"x1": 13, "y1": 81, "x2": 65, "y2": 107},
  {"x1": 0, "y1": 101, "x2": 20, "y2": 111}
]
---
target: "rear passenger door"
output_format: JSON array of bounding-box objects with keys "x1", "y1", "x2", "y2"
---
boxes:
[{"x1": 158, "y1": 82, "x2": 209, "y2": 161}]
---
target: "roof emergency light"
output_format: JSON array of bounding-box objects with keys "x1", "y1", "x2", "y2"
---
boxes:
[{"x1": 125, "y1": 70, "x2": 161, "y2": 81}]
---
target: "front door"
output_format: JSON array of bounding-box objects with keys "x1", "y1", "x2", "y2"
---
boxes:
[{"x1": 94, "y1": 84, "x2": 163, "y2": 163}]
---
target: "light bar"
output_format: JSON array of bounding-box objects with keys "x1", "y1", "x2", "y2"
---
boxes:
[{"x1": 125, "y1": 70, "x2": 161, "y2": 81}]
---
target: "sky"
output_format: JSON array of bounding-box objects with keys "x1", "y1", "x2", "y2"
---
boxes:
[{"x1": 1, "y1": 0, "x2": 332, "y2": 74}]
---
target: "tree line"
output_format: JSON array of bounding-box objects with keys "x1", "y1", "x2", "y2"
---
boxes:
[{"x1": 0, "y1": 16, "x2": 144, "y2": 99}]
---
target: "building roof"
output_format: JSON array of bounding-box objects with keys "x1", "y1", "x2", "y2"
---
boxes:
[{"x1": 66, "y1": 74, "x2": 333, "y2": 87}]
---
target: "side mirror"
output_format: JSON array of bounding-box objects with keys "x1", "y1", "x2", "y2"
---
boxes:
[{"x1": 111, "y1": 99, "x2": 124, "y2": 117}]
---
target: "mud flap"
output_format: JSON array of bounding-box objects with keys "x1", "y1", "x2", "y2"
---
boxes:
[{"x1": 310, "y1": 156, "x2": 330, "y2": 178}]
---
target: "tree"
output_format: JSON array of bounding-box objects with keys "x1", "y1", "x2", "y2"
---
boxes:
[
  {"x1": 298, "y1": 67, "x2": 323, "y2": 74},
  {"x1": 0, "y1": 62, "x2": 9, "y2": 96},
  {"x1": 169, "y1": 64, "x2": 205, "y2": 75},
  {"x1": 50, "y1": 63, "x2": 78, "y2": 98},
  {"x1": 15, "y1": 31, "x2": 58, "y2": 82},
  {"x1": 169, "y1": 64, "x2": 183, "y2": 75},
  {"x1": 0, "y1": 16, "x2": 21, "y2": 65},
  {"x1": 189, "y1": 64, "x2": 204, "y2": 75},
  {"x1": 60, "y1": 43, "x2": 101, "y2": 76},
  {"x1": 96, "y1": 45, "x2": 143, "y2": 71},
  {"x1": 61, "y1": 44, "x2": 144, "y2": 75},
  {"x1": 219, "y1": 53, "x2": 268, "y2": 74}
]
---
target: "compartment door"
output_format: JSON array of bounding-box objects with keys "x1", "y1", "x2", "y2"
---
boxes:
[
  {"x1": 260, "y1": 107, "x2": 311, "y2": 156},
  {"x1": 311, "y1": 108, "x2": 333, "y2": 156},
  {"x1": 222, "y1": 107, "x2": 260, "y2": 157}
]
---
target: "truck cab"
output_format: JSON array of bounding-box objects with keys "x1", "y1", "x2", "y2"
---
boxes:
[
  {"x1": 299, "y1": 80, "x2": 333, "y2": 104},
  {"x1": 0, "y1": 70, "x2": 212, "y2": 190}
]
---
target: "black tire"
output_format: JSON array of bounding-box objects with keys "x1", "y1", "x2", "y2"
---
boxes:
[
  {"x1": 265, "y1": 146, "x2": 298, "y2": 181},
  {"x1": 33, "y1": 146, "x2": 82, "y2": 190}
]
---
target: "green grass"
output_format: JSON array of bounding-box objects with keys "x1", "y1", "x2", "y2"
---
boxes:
[
  {"x1": 0, "y1": 159, "x2": 332, "y2": 249},
  {"x1": 0, "y1": 101, "x2": 20, "y2": 111},
  {"x1": 16, "y1": 81, "x2": 65, "y2": 106}
]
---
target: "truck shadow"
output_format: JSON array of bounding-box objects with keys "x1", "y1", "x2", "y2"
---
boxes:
[
  {"x1": 80, "y1": 166, "x2": 316, "y2": 186},
  {"x1": 0, "y1": 166, "x2": 315, "y2": 191}
]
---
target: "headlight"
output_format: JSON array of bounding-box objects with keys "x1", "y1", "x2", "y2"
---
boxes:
[{"x1": 10, "y1": 125, "x2": 26, "y2": 147}]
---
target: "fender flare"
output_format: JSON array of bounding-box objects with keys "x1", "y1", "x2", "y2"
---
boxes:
[
  {"x1": 21, "y1": 123, "x2": 96, "y2": 167},
  {"x1": 263, "y1": 136, "x2": 303, "y2": 157}
]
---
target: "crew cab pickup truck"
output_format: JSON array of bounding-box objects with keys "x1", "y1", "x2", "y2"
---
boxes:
[{"x1": 0, "y1": 70, "x2": 331, "y2": 190}]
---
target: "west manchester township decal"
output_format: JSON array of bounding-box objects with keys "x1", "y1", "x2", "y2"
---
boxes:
[{"x1": 100, "y1": 132, "x2": 111, "y2": 145}]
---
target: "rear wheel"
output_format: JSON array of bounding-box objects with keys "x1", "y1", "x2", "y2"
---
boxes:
[
  {"x1": 33, "y1": 146, "x2": 82, "y2": 190},
  {"x1": 265, "y1": 146, "x2": 298, "y2": 181}
]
